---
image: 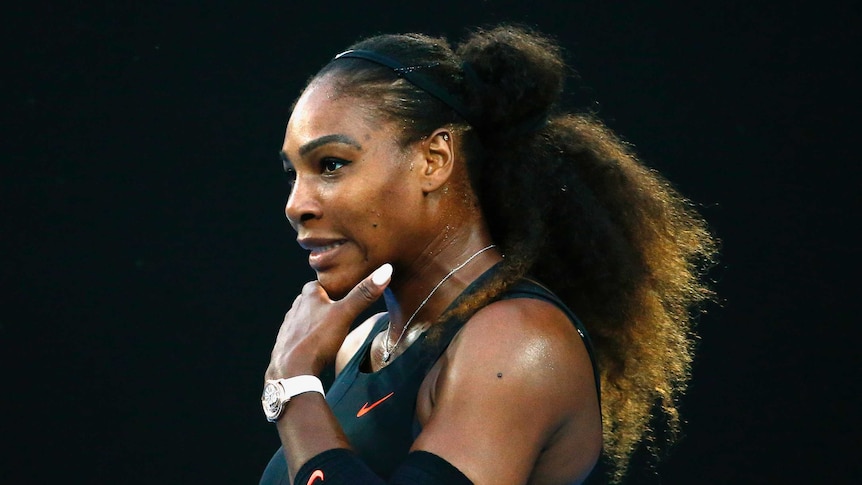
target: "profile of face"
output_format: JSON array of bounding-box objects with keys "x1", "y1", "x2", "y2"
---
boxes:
[{"x1": 281, "y1": 76, "x2": 434, "y2": 298}]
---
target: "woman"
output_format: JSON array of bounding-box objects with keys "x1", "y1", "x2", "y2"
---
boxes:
[{"x1": 260, "y1": 25, "x2": 716, "y2": 484}]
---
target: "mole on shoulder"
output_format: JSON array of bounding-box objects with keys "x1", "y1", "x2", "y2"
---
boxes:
[{"x1": 497, "y1": 372, "x2": 503, "y2": 379}]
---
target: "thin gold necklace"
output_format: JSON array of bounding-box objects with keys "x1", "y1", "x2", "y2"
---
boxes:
[{"x1": 382, "y1": 244, "x2": 496, "y2": 363}]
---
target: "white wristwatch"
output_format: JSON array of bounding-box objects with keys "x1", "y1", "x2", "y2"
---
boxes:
[{"x1": 261, "y1": 375, "x2": 325, "y2": 422}]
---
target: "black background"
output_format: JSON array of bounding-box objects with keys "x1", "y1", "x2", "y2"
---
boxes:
[{"x1": 3, "y1": 1, "x2": 859, "y2": 483}]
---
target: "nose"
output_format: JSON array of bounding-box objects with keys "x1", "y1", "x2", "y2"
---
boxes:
[{"x1": 284, "y1": 177, "x2": 321, "y2": 229}]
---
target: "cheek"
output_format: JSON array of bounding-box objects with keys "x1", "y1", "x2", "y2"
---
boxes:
[
  {"x1": 369, "y1": 186, "x2": 411, "y2": 227},
  {"x1": 343, "y1": 154, "x2": 417, "y2": 239},
  {"x1": 361, "y1": 204, "x2": 385, "y2": 234},
  {"x1": 351, "y1": 191, "x2": 404, "y2": 249}
]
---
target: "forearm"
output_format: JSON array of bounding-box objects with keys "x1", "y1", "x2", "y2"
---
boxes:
[{"x1": 275, "y1": 391, "x2": 352, "y2": 482}]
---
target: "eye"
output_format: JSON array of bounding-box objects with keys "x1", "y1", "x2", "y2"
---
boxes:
[
  {"x1": 322, "y1": 157, "x2": 349, "y2": 174},
  {"x1": 280, "y1": 153, "x2": 296, "y2": 186},
  {"x1": 284, "y1": 167, "x2": 296, "y2": 186}
]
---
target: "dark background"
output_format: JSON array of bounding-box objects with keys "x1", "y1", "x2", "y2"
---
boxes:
[{"x1": 3, "y1": 1, "x2": 859, "y2": 483}]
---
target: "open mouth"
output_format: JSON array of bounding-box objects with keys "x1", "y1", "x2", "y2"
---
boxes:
[{"x1": 309, "y1": 240, "x2": 345, "y2": 256}]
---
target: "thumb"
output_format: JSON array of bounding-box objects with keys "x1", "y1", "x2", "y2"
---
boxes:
[{"x1": 339, "y1": 263, "x2": 392, "y2": 314}]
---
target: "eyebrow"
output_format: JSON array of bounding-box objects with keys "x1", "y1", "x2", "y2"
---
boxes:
[{"x1": 298, "y1": 134, "x2": 362, "y2": 156}]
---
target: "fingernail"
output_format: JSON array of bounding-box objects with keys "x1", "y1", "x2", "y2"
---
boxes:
[{"x1": 371, "y1": 263, "x2": 393, "y2": 286}]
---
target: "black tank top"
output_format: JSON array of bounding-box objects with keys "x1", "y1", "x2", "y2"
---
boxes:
[{"x1": 259, "y1": 264, "x2": 599, "y2": 483}]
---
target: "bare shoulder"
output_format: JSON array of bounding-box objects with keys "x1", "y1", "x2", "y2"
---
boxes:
[
  {"x1": 334, "y1": 312, "x2": 386, "y2": 375},
  {"x1": 413, "y1": 298, "x2": 601, "y2": 484},
  {"x1": 444, "y1": 297, "x2": 596, "y2": 404}
]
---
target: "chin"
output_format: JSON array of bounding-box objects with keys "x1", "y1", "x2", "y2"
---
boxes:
[{"x1": 315, "y1": 270, "x2": 359, "y2": 300}]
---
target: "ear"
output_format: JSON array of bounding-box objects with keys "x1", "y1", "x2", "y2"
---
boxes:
[{"x1": 419, "y1": 129, "x2": 455, "y2": 194}]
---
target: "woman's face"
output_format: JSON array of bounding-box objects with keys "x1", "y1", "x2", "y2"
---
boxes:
[{"x1": 281, "y1": 78, "x2": 429, "y2": 298}]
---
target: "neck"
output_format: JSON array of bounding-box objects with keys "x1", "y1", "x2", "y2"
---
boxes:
[{"x1": 383, "y1": 225, "x2": 500, "y2": 336}]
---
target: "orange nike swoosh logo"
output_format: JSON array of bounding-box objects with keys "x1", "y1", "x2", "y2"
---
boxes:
[
  {"x1": 306, "y1": 469, "x2": 324, "y2": 485},
  {"x1": 356, "y1": 391, "x2": 395, "y2": 417}
]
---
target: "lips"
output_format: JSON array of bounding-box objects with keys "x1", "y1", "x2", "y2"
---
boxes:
[
  {"x1": 297, "y1": 237, "x2": 346, "y2": 251},
  {"x1": 297, "y1": 237, "x2": 348, "y2": 269},
  {"x1": 309, "y1": 240, "x2": 345, "y2": 255}
]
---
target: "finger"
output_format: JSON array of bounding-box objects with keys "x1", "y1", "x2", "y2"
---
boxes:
[{"x1": 339, "y1": 263, "x2": 392, "y2": 315}]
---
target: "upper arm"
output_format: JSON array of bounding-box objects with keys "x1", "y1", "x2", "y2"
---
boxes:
[
  {"x1": 411, "y1": 299, "x2": 601, "y2": 485},
  {"x1": 334, "y1": 312, "x2": 384, "y2": 375}
]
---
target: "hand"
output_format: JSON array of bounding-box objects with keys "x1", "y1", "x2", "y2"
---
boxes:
[{"x1": 265, "y1": 263, "x2": 392, "y2": 380}]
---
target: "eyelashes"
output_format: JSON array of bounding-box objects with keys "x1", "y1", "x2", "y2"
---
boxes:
[
  {"x1": 284, "y1": 167, "x2": 297, "y2": 187},
  {"x1": 321, "y1": 157, "x2": 349, "y2": 173},
  {"x1": 280, "y1": 152, "x2": 297, "y2": 186},
  {"x1": 280, "y1": 152, "x2": 293, "y2": 173},
  {"x1": 279, "y1": 152, "x2": 351, "y2": 187}
]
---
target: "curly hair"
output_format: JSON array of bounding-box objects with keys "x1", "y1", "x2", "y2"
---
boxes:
[{"x1": 308, "y1": 25, "x2": 718, "y2": 482}]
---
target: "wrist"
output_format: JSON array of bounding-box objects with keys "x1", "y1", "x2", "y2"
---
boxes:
[{"x1": 261, "y1": 375, "x2": 325, "y2": 422}]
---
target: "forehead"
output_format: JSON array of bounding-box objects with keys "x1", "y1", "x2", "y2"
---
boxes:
[{"x1": 284, "y1": 78, "x2": 376, "y2": 149}]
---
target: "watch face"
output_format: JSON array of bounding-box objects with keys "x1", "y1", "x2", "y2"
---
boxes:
[{"x1": 261, "y1": 382, "x2": 282, "y2": 420}]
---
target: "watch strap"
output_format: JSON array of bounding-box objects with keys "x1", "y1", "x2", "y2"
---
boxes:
[
  {"x1": 274, "y1": 375, "x2": 325, "y2": 400},
  {"x1": 262, "y1": 375, "x2": 325, "y2": 422}
]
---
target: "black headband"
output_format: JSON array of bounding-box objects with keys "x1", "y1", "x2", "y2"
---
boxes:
[{"x1": 332, "y1": 49, "x2": 477, "y2": 127}]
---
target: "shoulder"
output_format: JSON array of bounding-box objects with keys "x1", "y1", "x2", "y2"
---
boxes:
[
  {"x1": 444, "y1": 297, "x2": 595, "y2": 398},
  {"x1": 334, "y1": 312, "x2": 386, "y2": 374},
  {"x1": 413, "y1": 297, "x2": 601, "y2": 483}
]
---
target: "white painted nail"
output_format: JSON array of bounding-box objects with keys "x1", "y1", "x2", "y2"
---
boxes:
[{"x1": 371, "y1": 263, "x2": 393, "y2": 286}]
